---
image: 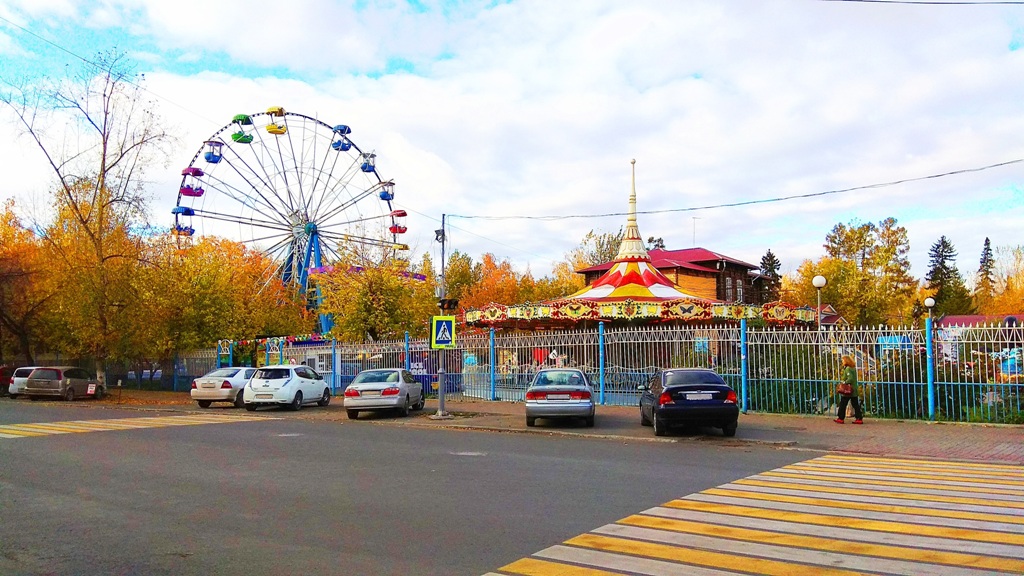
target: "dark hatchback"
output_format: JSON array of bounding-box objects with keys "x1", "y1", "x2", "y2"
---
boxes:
[{"x1": 638, "y1": 368, "x2": 739, "y2": 437}]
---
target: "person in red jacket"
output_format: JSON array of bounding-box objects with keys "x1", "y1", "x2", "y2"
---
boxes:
[{"x1": 835, "y1": 355, "x2": 864, "y2": 424}]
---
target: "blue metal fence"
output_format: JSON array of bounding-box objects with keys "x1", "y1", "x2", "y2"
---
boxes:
[{"x1": 176, "y1": 319, "x2": 1022, "y2": 424}]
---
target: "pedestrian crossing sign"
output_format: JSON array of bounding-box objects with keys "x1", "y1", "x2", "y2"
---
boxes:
[{"x1": 431, "y1": 316, "x2": 456, "y2": 349}]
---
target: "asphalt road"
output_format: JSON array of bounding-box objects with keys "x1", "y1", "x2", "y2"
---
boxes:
[{"x1": 0, "y1": 402, "x2": 809, "y2": 575}]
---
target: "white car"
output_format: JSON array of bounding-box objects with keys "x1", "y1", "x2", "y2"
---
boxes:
[
  {"x1": 190, "y1": 367, "x2": 257, "y2": 408},
  {"x1": 343, "y1": 368, "x2": 425, "y2": 419},
  {"x1": 7, "y1": 366, "x2": 41, "y2": 399},
  {"x1": 242, "y1": 364, "x2": 332, "y2": 411}
]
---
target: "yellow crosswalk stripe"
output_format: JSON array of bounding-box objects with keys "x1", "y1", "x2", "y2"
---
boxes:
[
  {"x1": 485, "y1": 455, "x2": 1024, "y2": 576},
  {"x1": 0, "y1": 415, "x2": 269, "y2": 439},
  {"x1": 701, "y1": 487, "x2": 1024, "y2": 525}
]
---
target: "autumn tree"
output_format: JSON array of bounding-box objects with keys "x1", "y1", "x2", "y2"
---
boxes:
[
  {"x1": 758, "y1": 249, "x2": 782, "y2": 304},
  {"x1": 989, "y1": 246, "x2": 1024, "y2": 315},
  {"x1": 461, "y1": 253, "x2": 524, "y2": 311},
  {"x1": 563, "y1": 228, "x2": 625, "y2": 271},
  {"x1": 443, "y1": 251, "x2": 480, "y2": 303},
  {"x1": 790, "y1": 217, "x2": 916, "y2": 325},
  {"x1": 647, "y1": 236, "x2": 665, "y2": 250},
  {"x1": 0, "y1": 200, "x2": 55, "y2": 364},
  {"x1": 1, "y1": 50, "x2": 174, "y2": 383},
  {"x1": 925, "y1": 236, "x2": 974, "y2": 316},
  {"x1": 974, "y1": 237, "x2": 996, "y2": 312}
]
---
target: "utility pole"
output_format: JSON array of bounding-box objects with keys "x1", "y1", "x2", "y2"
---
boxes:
[{"x1": 431, "y1": 214, "x2": 454, "y2": 419}]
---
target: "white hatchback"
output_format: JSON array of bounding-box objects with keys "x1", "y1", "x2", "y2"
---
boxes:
[
  {"x1": 242, "y1": 364, "x2": 332, "y2": 411},
  {"x1": 7, "y1": 366, "x2": 41, "y2": 399},
  {"x1": 190, "y1": 367, "x2": 257, "y2": 408}
]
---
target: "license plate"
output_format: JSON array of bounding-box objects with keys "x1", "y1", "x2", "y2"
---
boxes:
[
  {"x1": 363, "y1": 391, "x2": 381, "y2": 397},
  {"x1": 686, "y1": 393, "x2": 712, "y2": 400},
  {"x1": 87, "y1": 384, "x2": 96, "y2": 394},
  {"x1": 201, "y1": 383, "x2": 215, "y2": 388},
  {"x1": 547, "y1": 393, "x2": 570, "y2": 400},
  {"x1": 255, "y1": 394, "x2": 273, "y2": 399}
]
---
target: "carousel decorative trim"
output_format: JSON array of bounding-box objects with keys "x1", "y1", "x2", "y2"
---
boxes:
[{"x1": 465, "y1": 300, "x2": 814, "y2": 327}]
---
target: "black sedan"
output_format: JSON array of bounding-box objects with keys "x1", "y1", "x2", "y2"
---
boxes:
[{"x1": 638, "y1": 368, "x2": 739, "y2": 437}]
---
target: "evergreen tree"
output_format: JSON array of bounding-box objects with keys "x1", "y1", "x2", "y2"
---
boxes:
[
  {"x1": 759, "y1": 249, "x2": 782, "y2": 303},
  {"x1": 975, "y1": 237, "x2": 996, "y2": 310},
  {"x1": 926, "y1": 236, "x2": 975, "y2": 316}
]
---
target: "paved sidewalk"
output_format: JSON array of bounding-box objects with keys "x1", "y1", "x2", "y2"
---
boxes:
[{"x1": 53, "y1": 390, "x2": 1024, "y2": 465}]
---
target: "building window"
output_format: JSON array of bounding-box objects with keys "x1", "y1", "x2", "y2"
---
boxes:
[
  {"x1": 737, "y1": 282, "x2": 744, "y2": 303},
  {"x1": 726, "y1": 276, "x2": 734, "y2": 302}
]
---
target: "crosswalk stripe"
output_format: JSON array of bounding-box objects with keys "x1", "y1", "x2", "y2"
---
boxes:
[
  {"x1": 0, "y1": 415, "x2": 269, "y2": 439},
  {"x1": 661, "y1": 498, "x2": 1024, "y2": 548},
  {"x1": 695, "y1": 489, "x2": 1024, "y2": 529},
  {"x1": 760, "y1": 470, "x2": 1024, "y2": 497},
  {"x1": 486, "y1": 455, "x2": 1024, "y2": 576},
  {"x1": 783, "y1": 462, "x2": 1024, "y2": 486},
  {"x1": 597, "y1": 522, "x2": 1010, "y2": 576},
  {"x1": 821, "y1": 454, "x2": 1024, "y2": 474}
]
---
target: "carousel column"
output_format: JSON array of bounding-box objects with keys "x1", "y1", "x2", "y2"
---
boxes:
[
  {"x1": 599, "y1": 322, "x2": 606, "y2": 405},
  {"x1": 740, "y1": 318, "x2": 749, "y2": 414}
]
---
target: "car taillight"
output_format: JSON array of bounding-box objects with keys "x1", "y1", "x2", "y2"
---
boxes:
[
  {"x1": 570, "y1": 390, "x2": 591, "y2": 400},
  {"x1": 344, "y1": 388, "x2": 360, "y2": 397},
  {"x1": 725, "y1": 390, "x2": 737, "y2": 404},
  {"x1": 658, "y1": 392, "x2": 673, "y2": 406},
  {"x1": 220, "y1": 380, "x2": 233, "y2": 389},
  {"x1": 190, "y1": 380, "x2": 197, "y2": 390},
  {"x1": 526, "y1": 390, "x2": 546, "y2": 400},
  {"x1": 381, "y1": 387, "x2": 400, "y2": 396}
]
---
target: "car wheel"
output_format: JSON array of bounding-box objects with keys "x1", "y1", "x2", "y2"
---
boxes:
[
  {"x1": 585, "y1": 415, "x2": 595, "y2": 428},
  {"x1": 526, "y1": 417, "x2": 536, "y2": 427},
  {"x1": 317, "y1": 388, "x2": 331, "y2": 407},
  {"x1": 234, "y1": 391, "x2": 245, "y2": 408},
  {"x1": 245, "y1": 403, "x2": 257, "y2": 412},
  {"x1": 198, "y1": 400, "x2": 212, "y2": 409},
  {"x1": 413, "y1": 393, "x2": 425, "y2": 411},
  {"x1": 653, "y1": 413, "x2": 667, "y2": 437},
  {"x1": 640, "y1": 405, "x2": 651, "y2": 426},
  {"x1": 722, "y1": 421, "x2": 738, "y2": 437},
  {"x1": 398, "y1": 395, "x2": 410, "y2": 417},
  {"x1": 347, "y1": 409, "x2": 359, "y2": 420},
  {"x1": 94, "y1": 386, "x2": 105, "y2": 401},
  {"x1": 290, "y1": 391, "x2": 303, "y2": 411},
  {"x1": 65, "y1": 388, "x2": 75, "y2": 402},
  {"x1": 30, "y1": 396, "x2": 40, "y2": 401},
  {"x1": 8, "y1": 394, "x2": 18, "y2": 400}
]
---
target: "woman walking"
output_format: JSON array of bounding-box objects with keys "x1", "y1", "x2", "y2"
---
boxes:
[{"x1": 835, "y1": 355, "x2": 864, "y2": 424}]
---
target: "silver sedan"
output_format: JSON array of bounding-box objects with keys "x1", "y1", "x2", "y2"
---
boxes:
[
  {"x1": 343, "y1": 368, "x2": 426, "y2": 419},
  {"x1": 525, "y1": 368, "x2": 596, "y2": 427}
]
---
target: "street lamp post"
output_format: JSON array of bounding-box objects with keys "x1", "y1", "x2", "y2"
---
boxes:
[
  {"x1": 812, "y1": 275, "x2": 827, "y2": 330},
  {"x1": 924, "y1": 297, "x2": 935, "y2": 320}
]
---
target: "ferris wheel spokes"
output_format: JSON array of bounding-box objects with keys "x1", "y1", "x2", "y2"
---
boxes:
[{"x1": 214, "y1": 138, "x2": 298, "y2": 218}]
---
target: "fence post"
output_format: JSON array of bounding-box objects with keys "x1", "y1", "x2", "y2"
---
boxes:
[
  {"x1": 332, "y1": 338, "x2": 338, "y2": 394},
  {"x1": 489, "y1": 328, "x2": 497, "y2": 401},
  {"x1": 926, "y1": 316, "x2": 936, "y2": 421},
  {"x1": 228, "y1": 341, "x2": 234, "y2": 367},
  {"x1": 404, "y1": 332, "x2": 411, "y2": 370},
  {"x1": 740, "y1": 318, "x2": 749, "y2": 414},
  {"x1": 216, "y1": 341, "x2": 222, "y2": 369},
  {"x1": 599, "y1": 321, "x2": 606, "y2": 405}
]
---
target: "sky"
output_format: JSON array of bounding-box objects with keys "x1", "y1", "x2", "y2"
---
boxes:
[{"x1": 1, "y1": 0, "x2": 1023, "y2": 284}]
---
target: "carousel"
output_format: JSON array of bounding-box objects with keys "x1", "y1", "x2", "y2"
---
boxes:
[{"x1": 465, "y1": 160, "x2": 814, "y2": 330}]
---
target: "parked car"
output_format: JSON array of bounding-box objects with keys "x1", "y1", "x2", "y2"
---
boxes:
[
  {"x1": 7, "y1": 366, "x2": 41, "y2": 399},
  {"x1": 23, "y1": 366, "x2": 106, "y2": 401},
  {"x1": 242, "y1": 364, "x2": 331, "y2": 411},
  {"x1": 190, "y1": 367, "x2": 257, "y2": 408},
  {"x1": 344, "y1": 368, "x2": 426, "y2": 419},
  {"x1": 638, "y1": 368, "x2": 738, "y2": 437},
  {"x1": 0, "y1": 365, "x2": 13, "y2": 396},
  {"x1": 524, "y1": 368, "x2": 596, "y2": 427}
]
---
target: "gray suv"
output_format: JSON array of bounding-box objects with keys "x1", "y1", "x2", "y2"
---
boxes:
[{"x1": 24, "y1": 366, "x2": 105, "y2": 401}]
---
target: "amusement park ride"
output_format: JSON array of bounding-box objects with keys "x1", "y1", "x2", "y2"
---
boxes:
[{"x1": 172, "y1": 107, "x2": 409, "y2": 333}]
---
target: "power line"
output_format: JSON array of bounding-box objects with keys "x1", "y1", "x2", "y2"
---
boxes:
[{"x1": 451, "y1": 158, "x2": 1024, "y2": 221}]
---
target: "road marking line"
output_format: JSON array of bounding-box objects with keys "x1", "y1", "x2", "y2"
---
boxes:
[
  {"x1": 783, "y1": 462, "x2": 1024, "y2": 486},
  {"x1": 760, "y1": 470, "x2": 1024, "y2": 497},
  {"x1": 534, "y1": 545, "x2": 743, "y2": 576},
  {"x1": 693, "y1": 489, "x2": 1024, "y2": 530},
  {"x1": 821, "y1": 454, "x2": 1024, "y2": 474},
  {"x1": 499, "y1": 557, "x2": 625, "y2": 575},
  {"x1": 0, "y1": 415, "x2": 270, "y2": 439},
  {"x1": 743, "y1": 475, "x2": 1024, "y2": 504}
]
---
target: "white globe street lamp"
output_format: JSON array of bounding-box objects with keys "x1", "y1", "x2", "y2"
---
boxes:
[
  {"x1": 812, "y1": 275, "x2": 827, "y2": 329},
  {"x1": 924, "y1": 297, "x2": 936, "y2": 320}
]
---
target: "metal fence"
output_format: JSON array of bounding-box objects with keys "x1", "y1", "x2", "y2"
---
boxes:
[{"x1": 172, "y1": 318, "x2": 1022, "y2": 424}]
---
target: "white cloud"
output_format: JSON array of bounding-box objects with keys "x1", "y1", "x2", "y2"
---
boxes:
[{"x1": 1, "y1": 0, "x2": 1022, "y2": 282}]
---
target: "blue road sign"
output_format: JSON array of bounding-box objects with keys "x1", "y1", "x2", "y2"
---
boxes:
[{"x1": 431, "y1": 316, "x2": 456, "y2": 349}]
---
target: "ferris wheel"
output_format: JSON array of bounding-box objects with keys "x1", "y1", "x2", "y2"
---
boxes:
[{"x1": 171, "y1": 107, "x2": 408, "y2": 331}]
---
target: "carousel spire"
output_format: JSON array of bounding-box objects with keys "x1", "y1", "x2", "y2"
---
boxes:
[{"x1": 614, "y1": 159, "x2": 650, "y2": 262}]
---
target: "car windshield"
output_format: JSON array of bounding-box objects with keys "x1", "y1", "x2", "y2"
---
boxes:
[
  {"x1": 353, "y1": 370, "x2": 400, "y2": 384},
  {"x1": 533, "y1": 370, "x2": 585, "y2": 387},
  {"x1": 206, "y1": 368, "x2": 240, "y2": 378},
  {"x1": 664, "y1": 371, "x2": 725, "y2": 386},
  {"x1": 30, "y1": 369, "x2": 61, "y2": 380},
  {"x1": 14, "y1": 368, "x2": 35, "y2": 377},
  {"x1": 253, "y1": 368, "x2": 290, "y2": 380}
]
